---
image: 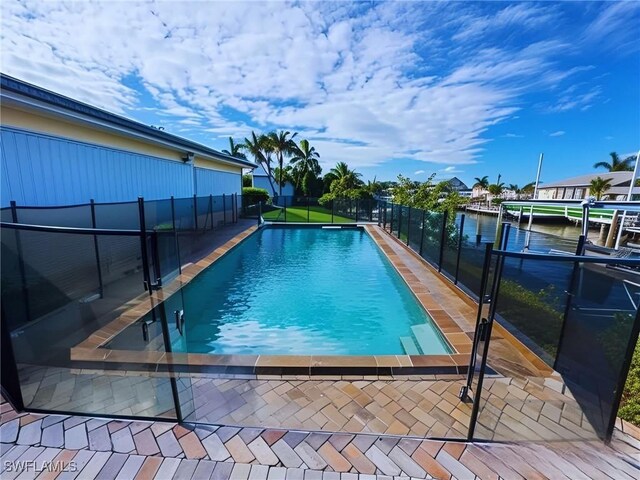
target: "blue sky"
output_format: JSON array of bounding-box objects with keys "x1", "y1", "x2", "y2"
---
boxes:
[{"x1": 2, "y1": 1, "x2": 639, "y2": 188}]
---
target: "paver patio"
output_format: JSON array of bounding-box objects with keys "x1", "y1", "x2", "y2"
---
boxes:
[{"x1": 1, "y1": 395, "x2": 638, "y2": 479}]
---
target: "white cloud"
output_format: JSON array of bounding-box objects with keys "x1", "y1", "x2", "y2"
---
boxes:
[
  {"x1": 0, "y1": 1, "x2": 623, "y2": 171},
  {"x1": 414, "y1": 170, "x2": 425, "y2": 175},
  {"x1": 549, "y1": 130, "x2": 565, "y2": 137},
  {"x1": 503, "y1": 133, "x2": 523, "y2": 138}
]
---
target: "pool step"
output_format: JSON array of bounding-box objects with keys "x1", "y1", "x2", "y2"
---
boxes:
[
  {"x1": 400, "y1": 336, "x2": 420, "y2": 355},
  {"x1": 411, "y1": 324, "x2": 441, "y2": 355}
]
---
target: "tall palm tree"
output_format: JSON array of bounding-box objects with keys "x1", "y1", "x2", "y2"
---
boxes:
[
  {"x1": 593, "y1": 152, "x2": 634, "y2": 172},
  {"x1": 221, "y1": 137, "x2": 247, "y2": 159},
  {"x1": 589, "y1": 176, "x2": 612, "y2": 200},
  {"x1": 290, "y1": 139, "x2": 321, "y2": 195},
  {"x1": 473, "y1": 176, "x2": 489, "y2": 189},
  {"x1": 488, "y1": 182, "x2": 505, "y2": 197},
  {"x1": 324, "y1": 162, "x2": 362, "y2": 190},
  {"x1": 266, "y1": 131, "x2": 298, "y2": 196},
  {"x1": 241, "y1": 132, "x2": 276, "y2": 195}
]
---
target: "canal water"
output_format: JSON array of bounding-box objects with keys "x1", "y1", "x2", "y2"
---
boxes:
[{"x1": 456, "y1": 211, "x2": 583, "y2": 254}]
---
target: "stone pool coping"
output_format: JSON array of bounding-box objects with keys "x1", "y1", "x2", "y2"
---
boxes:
[{"x1": 69, "y1": 222, "x2": 540, "y2": 377}]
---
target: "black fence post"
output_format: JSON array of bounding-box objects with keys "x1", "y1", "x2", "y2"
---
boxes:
[
  {"x1": 193, "y1": 194, "x2": 198, "y2": 231},
  {"x1": 90, "y1": 199, "x2": 104, "y2": 298},
  {"x1": 138, "y1": 197, "x2": 152, "y2": 292},
  {"x1": 406, "y1": 207, "x2": 411, "y2": 246},
  {"x1": 390, "y1": 203, "x2": 394, "y2": 233},
  {"x1": 223, "y1": 194, "x2": 227, "y2": 226},
  {"x1": 1, "y1": 304, "x2": 24, "y2": 411},
  {"x1": 382, "y1": 202, "x2": 387, "y2": 229},
  {"x1": 419, "y1": 210, "x2": 426, "y2": 256},
  {"x1": 454, "y1": 214, "x2": 465, "y2": 285},
  {"x1": 170, "y1": 196, "x2": 182, "y2": 275},
  {"x1": 10, "y1": 200, "x2": 31, "y2": 324},
  {"x1": 462, "y1": 242, "x2": 494, "y2": 397},
  {"x1": 354, "y1": 199, "x2": 358, "y2": 222},
  {"x1": 397, "y1": 206, "x2": 402, "y2": 240},
  {"x1": 151, "y1": 231, "x2": 162, "y2": 287},
  {"x1": 209, "y1": 194, "x2": 213, "y2": 230},
  {"x1": 438, "y1": 210, "x2": 448, "y2": 272},
  {"x1": 467, "y1": 250, "x2": 505, "y2": 440},
  {"x1": 369, "y1": 198, "x2": 373, "y2": 223},
  {"x1": 307, "y1": 196, "x2": 310, "y2": 223},
  {"x1": 155, "y1": 304, "x2": 185, "y2": 423},
  {"x1": 284, "y1": 196, "x2": 287, "y2": 222},
  {"x1": 234, "y1": 193, "x2": 238, "y2": 223}
]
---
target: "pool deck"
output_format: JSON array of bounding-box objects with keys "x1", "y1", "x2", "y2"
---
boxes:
[{"x1": 2, "y1": 395, "x2": 639, "y2": 479}]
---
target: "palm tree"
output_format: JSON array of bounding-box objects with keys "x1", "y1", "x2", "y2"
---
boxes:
[
  {"x1": 266, "y1": 131, "x2": 298, "y2": 196},
  {"x1": 473, "y1": 176, "x2": 489, "y2": 189},
  {"x1": 324, "y1": 162, "x2": 362, "y2": 190},
  {"x1": 589, "y1": 176, "x2": 612, "y2": 200},
  {"x1": 593, "y1": 152, "x2": 634, "y2": 172},
  {"x1": 241, "y1": 132, "x2": 276, "y2": 195},
  {"x1": 221, "y1": 137, "x2": 247, "y2": 159},
  {"x1": 508, "y1": 184, "x2": 522, "y2": 200},
  {"x1": 488, "y1": 182, "x2": 505, "y2": 204},
  {"x1": 290, "y1": 139, "x2": 321, "y2": 195}
]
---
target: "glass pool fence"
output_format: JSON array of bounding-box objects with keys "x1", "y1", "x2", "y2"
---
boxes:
[{"x1": 1, "y1": 196, "x2": 639, "y2": 443}]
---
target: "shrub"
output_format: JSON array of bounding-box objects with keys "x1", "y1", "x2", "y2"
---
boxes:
[
  {"x1": 242, "y1": 187, "x2": 269, "y2": 206},
  {"x1": 619, "y1": 341, "x2": 640, "y2": 426}
]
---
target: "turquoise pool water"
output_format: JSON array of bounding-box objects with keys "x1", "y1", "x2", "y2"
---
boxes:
[{"x1": 175, "y1": 226, "x2": 450, "y2": 355}]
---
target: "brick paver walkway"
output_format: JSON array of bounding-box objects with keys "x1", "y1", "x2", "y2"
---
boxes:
[{"x1": 1, "y1": 396, "x2": 639, "y2": 479}]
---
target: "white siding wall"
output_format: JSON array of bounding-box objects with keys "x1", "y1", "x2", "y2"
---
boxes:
[{"x1": 1, "y1": 127, "x2": 241, "y2": 206}]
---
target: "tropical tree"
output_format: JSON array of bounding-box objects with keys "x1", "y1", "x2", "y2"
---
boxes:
[
  {"x1": 521, "y1": 181, "x2": 537, "y2": 197},
  {"x1": 487, "y1": 182, "x2": 505, "y2": 204},
  {"x1": 594, "y1": 152, "x2": 634, "y2": 172},
  {"x1": 589, "y1": 176, "x2": 612, "y2": 200},
  {"x1": 241, "y1": 132, "x2": 276, "y2": 195},
  {"x1": 324, "y1": 162, "x2": 363, "y2": 190},
  {"x1": 365, "y1": 177, "x2": 383, "y2": 197},
  {"x1": 266, "y1": 131, "x2": 298, "y2": 196},
  {"x1": 290, "y1": 139, "x2": 321, "y2": 195},
  {"x1": 221, "y1": 137, "x2": 247, "y2": 159},
  {"x1": 473, "y1": 176, "x2": 489, "y2": 190}
]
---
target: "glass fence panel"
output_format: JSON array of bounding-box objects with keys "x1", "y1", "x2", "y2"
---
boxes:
[
  {"x1": 144, "y1": 198, "x2": 174, "y2": 231},
  {"x1": 1, "y1": 226, "x2": 176, "y2": 419},
  {"x1": 196, "y1": 196, "x2": 213, "y2": 231},
  {"x1": 333, "y1": 198, "x2": 357, "y2": 223},
  {"x1": 173, "y1": 197, "x2": 196, "y2": 231},
  {"x1": 420, "y1": 211, "x2": 443, "y2": 266},
  {"x1": 16, "y1": 205, "x2": 93, "y2": 228},
  {"x1": 1, "y1": 207, "x2": 13, "y2": 223},
  {"x1": 474, "y1": 255, "x2": 639, "y2": 442},
  {"x1": 440, "y1": 216, "x2": 462, "y2": 281},
  {"x1": 456, "y1": 221, "x2": 491, "y2": 300},
  {"x1": 390, "y1": 204, "x2": 399, "y2": 235},
  {"x1": 407, "y1": 208, "x2": 422, "y2": 252},
  {"x1": 555, "y1": 262, "x2": 640, "y2": 440},
  {"x1": 94, "y1": 201, "x2": 140, "y2": 230}
]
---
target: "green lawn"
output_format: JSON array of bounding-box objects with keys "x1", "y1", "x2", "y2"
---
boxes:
[{"x1": 262, "y1": 205, "x2": 357, "y2": 223}]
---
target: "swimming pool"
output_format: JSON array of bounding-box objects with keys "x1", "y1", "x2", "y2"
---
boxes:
[{"x1": 169, "y1": 226, "x2": 450, "y2": 355}]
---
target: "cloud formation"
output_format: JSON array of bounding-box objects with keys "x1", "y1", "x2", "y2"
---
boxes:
[{"x1": 1, "y1": 1, "x2": 632, "y2": 171}]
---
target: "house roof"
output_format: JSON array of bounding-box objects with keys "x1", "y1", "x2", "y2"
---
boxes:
[
  {"x1": 539, "y1": 171, "x2": 635, "y2": 188},
  {"x1": 0, "y1": 73, "x2": 257, "y2": 169}
]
